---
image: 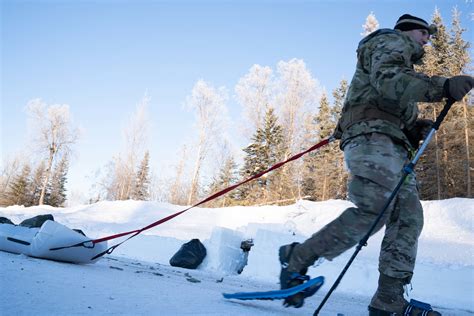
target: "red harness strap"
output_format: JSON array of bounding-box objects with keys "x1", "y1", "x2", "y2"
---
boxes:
[{"x1": 51, "y1": 137, "x2": 333, "y2": 260}]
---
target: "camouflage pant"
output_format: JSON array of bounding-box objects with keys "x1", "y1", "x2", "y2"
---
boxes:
[{"x1": 289, "y1": 133, "x2": 423, "y2": 280}]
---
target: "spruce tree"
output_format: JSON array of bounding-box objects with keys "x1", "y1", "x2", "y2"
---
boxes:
[
  {"x1": 447, "y1": 8, "x2": 473, "y2": 197},
  {"x1": 30, "y1": 161, "x2": 47, "y2": 206},
  {"x1": 302, "y1": 93, "x2": 339, "y2": 200},
  {"x1": 416, "y1": 8, "x2": 472, "y2": 199},
  {"x1": 207, "y1": 156, "x2": 238, "y2": 207},
  {"x1": 48, "y1": 156, "x2": 69, "y2": 207},
  {"x1": 132, "y1": 151, "x2": 151, "y2": 200},
  {"x1": 238, "y1": 107, "x2": 284, "y2": 204},
  {"x1": 331, "y1": 79, "x2": 349, "y2": 199},
  {"x1": 6, "y1": 164, "x2": 32, "y2": 206},
  {"x1": 301, "y1": 78, "x2": 349, "y2": 201}
]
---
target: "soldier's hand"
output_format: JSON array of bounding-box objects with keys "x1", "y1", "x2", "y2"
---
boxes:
[
  {"x1": 445, "y1": 75, "x2": 474, "y2": 101},
  {"x1": 405, "y1": 119, "x2": 433, "y2": 149},
  {"x1": 415, "y1": 119, "x2": 433, "y2": 140}
]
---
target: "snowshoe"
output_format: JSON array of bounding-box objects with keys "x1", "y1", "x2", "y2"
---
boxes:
[
  {"x1": 368, "y1": 299, "x2": 441, "y2": 316},
  {"x1": 279, "y1": 242, "x2": 308, "y2": 308}
]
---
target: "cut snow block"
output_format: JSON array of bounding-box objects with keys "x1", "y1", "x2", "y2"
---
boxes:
[
  {"x1": 0, "y1": 220, "x2": 107, "y2": 264},
  {"x1": 241, "y1": 229, "x2": 300, "y2": 280},
  {"x1": 201, "y1": 227, "x2": 246, "y2": 274},
  {"x1": 169, "y1": 239, "x2": 207, "y2": 269}
]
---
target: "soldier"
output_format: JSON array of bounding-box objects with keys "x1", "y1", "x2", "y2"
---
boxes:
[{"x1": 278, "y1": 14, "x2": 474, "y2": 315}]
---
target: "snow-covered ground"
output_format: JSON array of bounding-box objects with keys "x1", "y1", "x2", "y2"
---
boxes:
[{"x1": 1, "y1": 198, "x2": 473, "y2": 315}]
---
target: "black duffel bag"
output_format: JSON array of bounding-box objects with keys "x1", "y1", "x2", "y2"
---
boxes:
[{"x1": 169, "y1": 239, "x2": 207, "y2": 269}]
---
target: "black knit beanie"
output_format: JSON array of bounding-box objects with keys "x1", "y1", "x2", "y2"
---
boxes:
[{"x1": 394, "y1": 14, "x2": 437, "y2": 35}]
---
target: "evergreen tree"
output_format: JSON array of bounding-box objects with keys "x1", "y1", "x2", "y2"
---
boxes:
[
  {"x1": 447, "y1": 8, "x2": 473, "y2": 197},
  {"x1": 302, "y1": 93, "x2": 331, "y2": 200},
  {"x1": 449, "y1": 8, "x2": 470, "y2": 75},
  {"x1": 6, "y1": 164, "x2": 32, "y2": 206},
  {"x1": 48, "y1": 156, "x2": 69, "y2": 207},
  {"x1": 302, "y1": 93, "x2": 339, "y2": 200},
  {"x1": 207, "y1": 156, "x2": 239, "y2": 207},
  {"x1": 30, "y1": 161, "x2": 47, "y2": 206},
  {"x1": 132, "y1": 151, "x2": 151, "y2": 200},
  {"x1": 331, "y1": 79, "x2": 349, "y2": 199},
  {"x1": 302, "y1": 79, "x2": 349, "y2": 201},
  {"x1": 416, "y1": 8, "x2": 472, "y2": 199},
  {"x1": 237, "y1": 107, "x2": 285, "y2": 204}
]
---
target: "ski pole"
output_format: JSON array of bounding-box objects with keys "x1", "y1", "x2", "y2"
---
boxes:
[{"x1": 313, "y1": 97, "x2": 456, "y2": 316}]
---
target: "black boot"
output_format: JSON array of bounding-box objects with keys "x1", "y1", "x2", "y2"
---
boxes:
[
  {"x1": 368, "y1": 274, "x2": 441, "y2": 315},
  {"x1": 279, "y1": 243, "x2": 308, "y2": 308},
  {"x1": 369, "y1": 301, "x2": 442, "y2": 315}
]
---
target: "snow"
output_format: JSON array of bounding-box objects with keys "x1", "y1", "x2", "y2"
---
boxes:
[{"x1": 0, "y1": 198, "x2": 473, "y2": 315}]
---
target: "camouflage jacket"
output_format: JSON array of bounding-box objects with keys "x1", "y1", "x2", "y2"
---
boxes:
[{"x1": 336, "y1": 29, "x2": 447, "y2": 149}]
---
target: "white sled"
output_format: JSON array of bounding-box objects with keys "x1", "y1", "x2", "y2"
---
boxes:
[{"x1": 0, "y1": 220, "x2": 107, "y2": 264}]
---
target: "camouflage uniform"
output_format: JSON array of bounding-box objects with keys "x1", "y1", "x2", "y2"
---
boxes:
[{"x1": 285, "y1": 29, "x2": 446, "y2": 312}]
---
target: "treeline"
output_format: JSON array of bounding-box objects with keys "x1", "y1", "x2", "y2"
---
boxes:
[
  {"x1": 415, "y1": 8, "x2": 473, "y2": 199},
  {"x1": 0, "y1": 8, "x2": 471, "y2": 207},
  {"x1": 185, "y1": 8, "x2": 473, "y2": 206},
  {"x1": 204, "y1": 8, "x2": 473, "y2": 206},
  {"x1": 0, "y1": 156, "x2": 68, "y2": 207},
  {"x1": 204, "y1": 80, "x2": 349, "y2": 207}
]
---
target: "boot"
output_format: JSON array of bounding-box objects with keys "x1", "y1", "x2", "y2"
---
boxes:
[
  {"x1": 368, "y1": 274, "x2": 441, "y2": 315},
  {"x1": 369, "y1": 301, "x2": 442, "y2": 315},
  {"x1": 278, "y1": 242, "x2": 309, "y2": 308}
]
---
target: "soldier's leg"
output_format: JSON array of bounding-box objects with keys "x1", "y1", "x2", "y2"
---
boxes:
[
  {"x1": 379, "y1": 172, "x2": 423, "y2": 280},
  {"x1": 287, "y1": 133, "x2": 406, "y2": 272},
  {"x1": 370, "y1": 173, "x2": 424, "y2": 313},
  {"x1": 287, "y1": 175, "x2": 392, "y2": 272}
]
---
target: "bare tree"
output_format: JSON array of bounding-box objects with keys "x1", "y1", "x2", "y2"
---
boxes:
[
  {"x1": 235, "y1": 64, "x2": 273, "y2": 136},
  {"x1": 274, "y1": 59, "x2": 322, "y2": 200},
  {"x1": 361, "y1": 11, "x2": 379, "y2": 36},
  {"x1": 185, "y1": 80, "x2": 228, "y2": 204},
  {"x1": 26, "y1": 99, "x2": 78, "y2": 205},
  {"x1": 0, "y1": 155, "x2": 24, "y2": 198},
  {"x1": 105, "y1": 93, "x2": 151, "y2": 200},
  {"x1": 169, "y1": 145, "x2": 189, "y2": 205}
]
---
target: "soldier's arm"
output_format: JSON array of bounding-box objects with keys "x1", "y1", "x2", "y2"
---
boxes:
[{"x1": 367, "y1": 34, "x2": 446, "y2": 104}]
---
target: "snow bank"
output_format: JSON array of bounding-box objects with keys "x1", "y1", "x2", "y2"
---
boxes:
[{"x1": 0, "y1": 198, "x2": 472, "y2": 311}]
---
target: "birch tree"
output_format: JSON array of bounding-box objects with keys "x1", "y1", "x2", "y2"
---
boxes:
[
  {"x1": 26, "y1": 99, "x2": 78, "y2": 205},
  {"x1": 30, "y1": 161, "x2": 47, "y2": 205},
  {"x1": 185, "y1": 80, "x2": 228, "y2": 204},
  {"x1": 169, "y1": 145, "x2": 189, "y2": 205},
  {"x1": 274, "y1": 59, "x2": 321, "y2": 200},
  {"x1": 235, "y1": 64, "x2": 273, "y2": 135},
  {"x1": 0, "y1": 156, "x2": 23, "y2": 203},
  {"x1": 106, "y1": 93, "x2": 151, "y2": 200}
]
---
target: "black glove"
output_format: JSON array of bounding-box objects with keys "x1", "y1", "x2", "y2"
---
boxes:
[
  {"x1": 405, "y1": 119, "x2": 434, "y2": 149},
  {"x1": 444, "y1": 75, "x2": 474, "y2": 101}
]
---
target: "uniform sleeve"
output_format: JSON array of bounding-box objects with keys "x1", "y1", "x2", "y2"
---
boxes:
[{"x1": 366, "y1": 34, "x2": 446, "y2": 104}]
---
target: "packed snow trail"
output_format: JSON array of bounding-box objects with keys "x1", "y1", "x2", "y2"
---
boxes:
[
  {"x1": 0, "y1": 252, "x2": 470, "y2": 316},
  {"x1": 1, "y1": 198, "x2": 472, "y2": 314}
]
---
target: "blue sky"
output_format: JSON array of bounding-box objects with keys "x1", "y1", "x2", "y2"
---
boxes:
[{"x1": 1, "y1": 0, "x2": 472, "y2": 199}]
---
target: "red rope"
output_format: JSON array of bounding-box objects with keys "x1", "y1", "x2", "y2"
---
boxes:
[{"x1": 53, "y1": 137, "x2": 333, "y2": 257}]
